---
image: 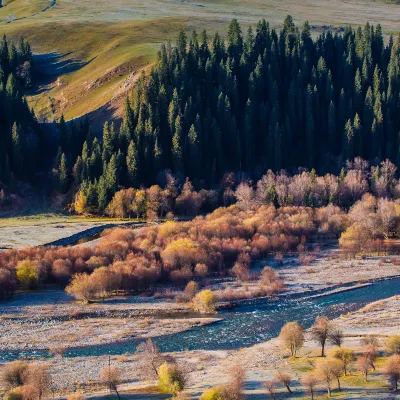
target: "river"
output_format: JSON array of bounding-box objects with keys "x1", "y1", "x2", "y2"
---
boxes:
[{"x1": 2, "y1": 278, "x2": 398, "y2": 361}]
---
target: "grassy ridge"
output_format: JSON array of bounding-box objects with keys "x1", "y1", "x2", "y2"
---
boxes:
[{"x1": 0, "y1": 0, "x2": 399, "y2": 125}]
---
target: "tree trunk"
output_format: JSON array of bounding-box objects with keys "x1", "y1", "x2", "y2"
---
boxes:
[
  {"x1": 337, "y1": 378, "x2": 341, "y2": 391},
  {"x1": 321, "y1": 342, "x2": 325, "y2": 357},
  {"x1": 115, "y1": 389, "x2": 121, "y2": 400},
  {"x1": 311, "y1": 389, "x2": 314, "y2": 400},
  {"x1": 286, "y1": 384, "x2": 293, "y2": 393}
]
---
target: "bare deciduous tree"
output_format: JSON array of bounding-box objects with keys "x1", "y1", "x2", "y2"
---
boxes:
[
  {"x1": 328, "y1": 358, "x2": 344, "y2": 391},
  {"x1": 224, "y1": 366, "x2": 246, "y2": 400},
  {"x1": 263, "y1": 380, "x2": 277, "y2": 400},
  {"x1": 24, "y1": 364, "x2": 52, "y2": 400},
  {"x1": 311, "y1": 316, "x2": 332, "y2": 357},
  {"x1": 274, "y1": 371, "x2": 293, "y2": 393},
  {"x1": 383, "y1": 354, "x2": 400, "y2": 391},
  {"x1": 333, "y1": 347, "x2": 355, "y2": 376},
  {"x1": 99, "y1": 366, "x2": 122, "y2": 399},
  {"x1": 316, "y1": 360, "x2": 333, "y2": 397},
  {"x1": 279, "y1": 321, "x2": 304, "y2": 357},
  {"x1": 302, "y1": 372, "x2": 319, "y2": 400},
  {"x1": 357, "y1": 355, "x2": 371, "y2": 382},
  {"x1": 235, "y1": 182, "x2": 255, "y2": 209},
  {"x1": 0, "y1": 360, "x2": 28, "y2": 389},
  {"x1": 135, "y1": 339, "x2": 167, "y2": 380},
  {"x1": 329, "y1": 328, "x2": 344, "y2": 347}
]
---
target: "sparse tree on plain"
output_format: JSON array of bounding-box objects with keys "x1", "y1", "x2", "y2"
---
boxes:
[
  {"x1": 383, "y1": 354, "x2": 400, "y2": 391},
  {"x1": 99, "y1": 365, "x2": 122, "y2": 399},
  {"x1": 0, "y1": 360, "x2": 28, "y2": 389},
  {"x1": 279, "y1": 321, "x2": 305, "y2": 357},
  {"x1": 329, "y1": 328, "x2": 344, "y2": 347},
  {"x1": 23, "y1": 364, "x2": 52, "y2": 400},
  {"x1": 357, "y1": 355, "x2": 371, "y2": 382},
  {"x1": 311, "y1": 316, "x2": 332, "y2": 357},
  {"x1": 158, "y1": 362, "x2": 186, "y2": 395},
  {"x1": 263, "y1": 380, "x2": 277, "y2": 400},
  {"x1": 134, "y1": 338, "x2": 167, "y2": 380},
  {"x1": 328, "y1": 358, "x2": 344, "y2": 391},
  {"x1": 387, "y1": 335, "x2": 400, "y2": 355},
  {"x1": 301, "y1": 372, "x2": 319, "y2": 400},
  {"x1": 316, "y1": 359, "x2": 333, "y2": 397},
  {"x1": 333, "y1": 347, "x2": 355, "y2": 375},
  {"x1": 225, "y1": 365, "x2": 245, "y2": 400},
  {"x1": 274, "y1": 371, "x2": 293, "y2": 393}
]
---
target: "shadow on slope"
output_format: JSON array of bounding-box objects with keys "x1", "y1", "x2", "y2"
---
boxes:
[{"x1": 33, "y1": 52, "x2": 94, "y2": 88}]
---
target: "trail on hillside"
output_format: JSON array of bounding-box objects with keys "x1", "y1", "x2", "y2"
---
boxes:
[{"x1": 3, "y1": 0, "x2": 56, "y2": 25}]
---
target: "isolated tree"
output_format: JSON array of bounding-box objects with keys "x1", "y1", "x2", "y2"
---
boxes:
[
  {"x1": 387, "y1": 335, "x2": 400, "y2": 355},
  {"x1": 224, "y1": 366, "x2": 245, "y2": 400},
  {"x1": 274, "y1": 371, "x2": 293, "y2": 393},
  {"x1": 0, "y1": 360, "x2": 27, "y2": 389},
  {"x1": 383, "y1": 354, "x2": 400, "y2": 391},
  {"x1": 279, "y1": 321, "x2": 304, "y2": 357},
  {"x1": 301, "y1": 372, "x2": 319, "y2": 400},
  {"x1": 158, "y1": 362, "x2": 186, "y2": 395},
  {"x1": 24, "y1": 364, "x2": 51, "y2": 400},
  {"x1": 263, "y1": 380, "x2": 277, "y2": 400},
  {"x1": 361, "y1": 336, "x2": 379, "y2": 370},
  {"x1": 135, "y1": 339, "x2": 166, "y2": 380},
  {"x1": 328, "y1": 358, "x2": 344, "y2": 391},
  {"x1": 311, "y1": 316, "x2": 332, "y2": 356},
  {"x1": 192, "y1": 290, "x2": 216, "y2": 313},
  {"x1": 333, "y1": 347, "x2": 355, "y2": 375},
  {"x1": 316, "y1": 359, "x2": 333, "y2": 397},
  {"x1": 357, "y1": 355, "x2": 371, "y2": 382},
  {"x1": 329, "y1": 328, "x2": 344, "y2": 347},
  {"x1": 99, "y1": 366, "x2": 122, "y2": 399}
]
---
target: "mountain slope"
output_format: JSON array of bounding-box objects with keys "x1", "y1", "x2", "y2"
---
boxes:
[{"x1": 0, "y1": 0, "x2": 399, "y2": 130}]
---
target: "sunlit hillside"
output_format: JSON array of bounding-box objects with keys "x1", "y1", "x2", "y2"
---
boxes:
[{"x1": 0, "y1": 0, "x2": 400, "y2": 129}]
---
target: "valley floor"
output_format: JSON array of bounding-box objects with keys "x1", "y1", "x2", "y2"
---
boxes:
[{"x1": 1, "y1": 250, "x2": 400, "y2": 398}]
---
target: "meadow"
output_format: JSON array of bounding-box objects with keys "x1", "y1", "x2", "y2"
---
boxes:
[{"x1": 1, "y1": 0, "x2": 400, "y2": 125}]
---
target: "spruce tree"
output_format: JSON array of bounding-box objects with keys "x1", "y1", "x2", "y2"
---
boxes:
[
  {"x1": 126, "y1": 140, "x2": 138, "y2": 187},
  {"x1": 58, "y1": 153, "x2": 69, "y2": 193}
]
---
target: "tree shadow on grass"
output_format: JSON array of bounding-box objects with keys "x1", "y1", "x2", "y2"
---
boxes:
[{"x1": 32, "y1": 52, "x2": 95, "y2": 92}]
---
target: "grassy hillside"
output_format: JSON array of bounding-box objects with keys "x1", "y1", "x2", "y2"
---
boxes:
[{"x1": 0, "y1": 0, "x2": 399, "y2": 129}]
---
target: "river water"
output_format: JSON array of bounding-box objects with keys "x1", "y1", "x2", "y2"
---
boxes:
[
  {"x1": 66, "y1": 278, "x2": 400, "y2": 357},
  {"x1": 1, "y1": 278, "x2": 399, "y2": 361}
]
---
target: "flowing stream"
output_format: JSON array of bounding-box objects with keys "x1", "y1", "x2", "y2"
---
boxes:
[{"x1": 3, "y1": 278, "x2": 399, "y2": 361}]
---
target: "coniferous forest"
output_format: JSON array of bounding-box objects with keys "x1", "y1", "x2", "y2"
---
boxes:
[
  {"x1": 0, "y1": 36, "x2": 39, "y2": 187},
  {"x1": 69, "y1": 17, "x2": 400, "y2": 213},
  {"x1": 4, "y1": 18, "x2": 400, "y2": 214}
]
